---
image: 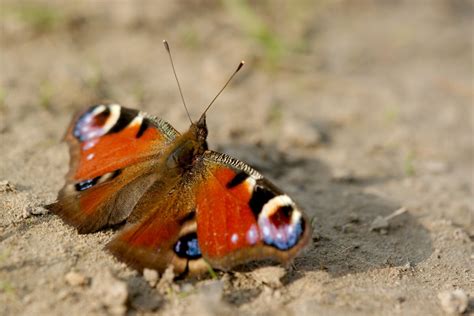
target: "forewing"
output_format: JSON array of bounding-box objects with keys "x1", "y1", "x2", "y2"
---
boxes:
[{"x1": 47, "y1": 104, "x2": 179, "y2": 233}]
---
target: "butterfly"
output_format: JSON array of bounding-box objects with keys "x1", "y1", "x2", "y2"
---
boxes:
[{"x1": 47, "y1": 44, "x2": 310, "y2": 277}]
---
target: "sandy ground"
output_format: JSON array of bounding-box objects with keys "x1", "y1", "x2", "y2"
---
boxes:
[{"x1": 1, "y1": 1, "x2": 473, "y2": 315}]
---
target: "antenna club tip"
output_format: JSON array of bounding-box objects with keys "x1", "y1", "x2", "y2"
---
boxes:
[
  {"x1": 163, "y1": 40, "x2": 170, "y2": 51},
  {"x1": 236, "y1": 61, "x2": 245, "y2": 72}
]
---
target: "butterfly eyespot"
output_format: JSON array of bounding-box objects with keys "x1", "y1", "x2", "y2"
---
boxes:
[
  {"x1": 74, "y1": 105, "x2": 112, "y2": 141},
  {"x1": 75, "y1": 177, "x2": 100, "y2": 191},
  {"x1": 73, "y1": 104, "x2": 142, "y2": 143},
  {"x1": 73, "y1": 170, "x2": 122, "y2": 192},
  {"x1": 174, "y1": 232, "x2": 202, "y2": 259},
  {"x1": 257, "y1": 195, "x2": 305, "y2": 251},
  {"x1": 269, "y1": 205, "x2": 293, "y2": 225}
]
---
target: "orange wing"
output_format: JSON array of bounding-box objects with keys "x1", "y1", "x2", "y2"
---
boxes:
[
  {"x1": 107, "y1": 181, "x2": 210, "y2": 277},
  {"x1": 47, "y1": 104, "x2": 179, "y2": 233},
  {"x1": 195, "y1": 151, "x2": 311, "y2": 270},
  {"x1": 106, "y1": 151, "x2": 310, "y2": 276}
]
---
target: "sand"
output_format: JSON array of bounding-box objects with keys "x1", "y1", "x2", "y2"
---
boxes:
[{"x1": 1, "y1": 1, "x2": 473, "y2": 315}]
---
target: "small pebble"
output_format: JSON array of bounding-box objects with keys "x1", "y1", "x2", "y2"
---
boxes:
[
  {"x1": 438, "y1": 289, "x2": 468, "y2": 314},
  {"x1": 57, "y1": 289, "x2": 69, "y2": 300},
  {"x1": 65, "y1": 271, "x2": 88, "y2": 286}
]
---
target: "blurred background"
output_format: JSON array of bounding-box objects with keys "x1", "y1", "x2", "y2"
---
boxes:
[{"x1": 0, "y1": 1, "x2": 472, "y2": 315}]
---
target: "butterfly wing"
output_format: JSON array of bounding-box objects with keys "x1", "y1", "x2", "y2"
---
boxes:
[
  {"x1": 195, "y1": 151, "x2": 311, "y2": 270},
  {"x1": 47, "y1": 104, "x2": 179, "y2": 233},
  {"x1": 107, "y1": 150, "x2": 310, "y2": 276},
  {"x1": 107, "y1": 180, "x2": 210, "y2": 277}
]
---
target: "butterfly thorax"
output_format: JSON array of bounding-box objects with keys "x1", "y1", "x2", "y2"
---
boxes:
[{"x1": 165, "y1": 115, "x2": 208, "y2": 172}]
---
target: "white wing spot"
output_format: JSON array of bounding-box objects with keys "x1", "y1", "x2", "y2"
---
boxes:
[
  {"x1": 246, "y1": 224, "x2": 259, "y2": 245},
  {"x1": 231, "y1": 233, "x2": 239, "y2": 244}
]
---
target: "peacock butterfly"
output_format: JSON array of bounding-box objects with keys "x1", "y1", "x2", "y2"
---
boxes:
[{"x1": 47, "y1": 41, "x2": 311, "y2": 277}]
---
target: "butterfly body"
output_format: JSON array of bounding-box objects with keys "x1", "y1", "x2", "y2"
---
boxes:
[{"x1": 48, "y1": 104, "x2": 310, "y2": 277}]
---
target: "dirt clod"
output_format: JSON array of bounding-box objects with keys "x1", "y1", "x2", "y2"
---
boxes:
[
  {"x1": 251, "y1": 266, "x2": 285, "y2": 288},
  {"x1": 0, "y1": 180, "x2": 17, "y2": 193},
  {"x1": 22, "y1": 205, "x2": 49, "y2": 218}
]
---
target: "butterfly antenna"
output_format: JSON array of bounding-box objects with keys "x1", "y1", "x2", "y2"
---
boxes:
[
  {"x1": 163, "y1": 40, "x2": 193, "y2": 124},
  {"x1": 201, "y1": 61, "x2": 245, "y2": 118}
]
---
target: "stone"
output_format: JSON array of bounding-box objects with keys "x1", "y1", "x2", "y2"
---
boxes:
[
  {"x1": 65, "y1": 271, "x2": 88, "y2": 286},
  {"x1": 438, "y1": 289, "x2": 468, "y2": 314}
]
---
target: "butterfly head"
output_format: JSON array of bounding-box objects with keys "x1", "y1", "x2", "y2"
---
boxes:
[{"x1": 194, "y1": 114, "x2": 208, "y2": 144}]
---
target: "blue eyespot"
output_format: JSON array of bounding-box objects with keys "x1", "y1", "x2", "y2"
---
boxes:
[
  {"x1": 73, "y1": 106, "x2": 110, "y2": 142},
  {"x1": 75, "y1": 177, "x2": 99, "y2": 191},
  {"x1": 174, "y1": 233, "x2": 202, "y2": 259},
  {"x1": 258, "y1": 207, "x2": 305, "y2": 251}
]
